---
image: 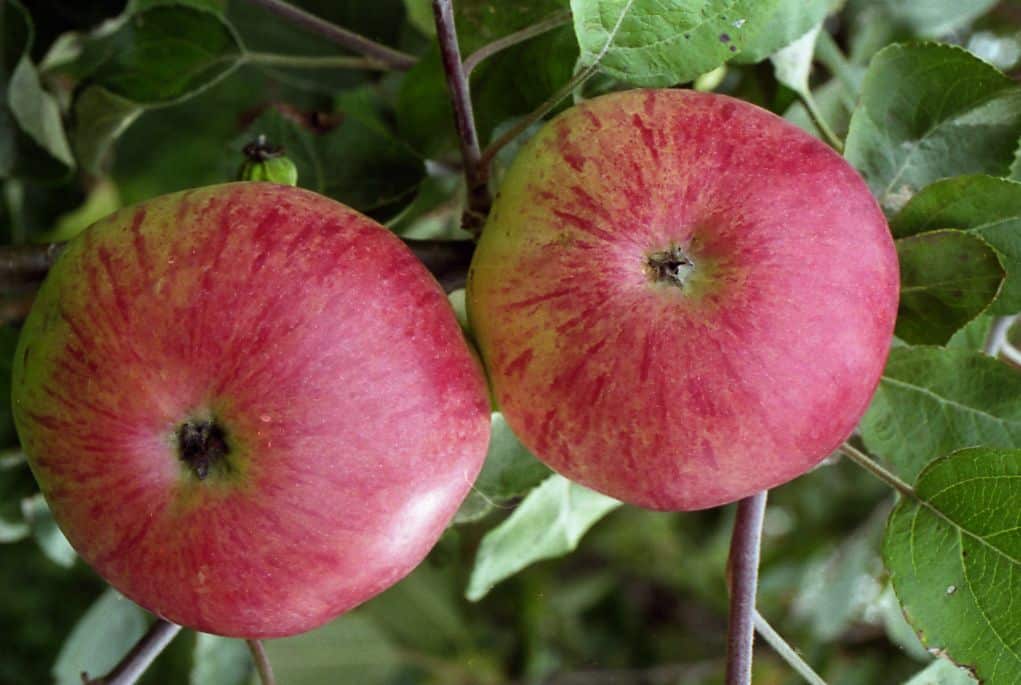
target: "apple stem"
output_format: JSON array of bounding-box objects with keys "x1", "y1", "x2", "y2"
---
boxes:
[
  {"x1": 753, "y1": 611, "x2": 829, "y2": 685},
  {"x1": 83, "y1": 619, "x2": 181, "y2": 685},
  {"x1": 241, "y1": 0, "x2": 416, "y2": 71},
  {"x1": 724, "y1": 490, "x2": 768, "y2": 685},
  {"x1": 431, "y1": 0, "x2": 492, "y2": 237},
  {"x1": 247, "y1": 639, "x2": 277, "y2": 685}
]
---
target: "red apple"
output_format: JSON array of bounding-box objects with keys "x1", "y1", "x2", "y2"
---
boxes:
[
  {"x1": 12, "y1": 183, "x2": 491, "y2": 637},
  {"x1": 467, "y1": 89, "x2": 898, "y2": 511}
]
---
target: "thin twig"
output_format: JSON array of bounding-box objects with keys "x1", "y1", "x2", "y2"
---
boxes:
[
  {"x1": 463, "y1": 10, "x2": 572, "y2": 77},
  {"x1": 0, "y1": 239, "x2": 473, "y2": 325},
  {"x1": 799, "y1": 91, "x2": 844, "y2": 152},
  {"x1": 83, "y1": 620, "x2": 182, "y2": 685},
  {"x1": 478, "y1": 0, "x2": 636, "y2": 170},
  {"x1": 725, "y1": 491, "x2": 768, "y2": 685},
  {"x1": 984, "y1": 315, "x2": 1016, "y2": 357},
  {"x1": 0, "y1": 243, "x2": 63, "y2": 283},
  {"x1": 837, "y1": 443, "x2": 915, "y2": 499},
  {"x1": 243, "y1": 0, "x2": 416, "y2": 71},
  {"x1": 247, "y1": 639, "x2": 277, "y2": 685},
  {"x1": 245, "y1": 52, "x2": 388, "y2": 71},
  {"x1": 754, "y1": 611, "x2": 828, "y2": 685},
  {"x1": 432, "y1": 0, "x2": 490, "y2": 236}
]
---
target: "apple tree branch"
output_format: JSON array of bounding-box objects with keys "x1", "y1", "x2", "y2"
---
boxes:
[
  {"x1": 725, "y1": 490, "x2": 768, "y2": 685},
  {"x1": 431, "y1": 0, "x2": 491, "y2": 237},
  {"x1": 243, "y1": 0, "x2": 417, "y2": 71},
  {"x1": 83, "y1": 619, "x2": 181, "y2": 685}
]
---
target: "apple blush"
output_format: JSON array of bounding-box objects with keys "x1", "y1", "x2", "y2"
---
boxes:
[
  {"x1": 12, "y1": 183, "x2": 491, "y2": 637},
  {"x1": 467, "y1": 89, "x2": 899, "y2": 511}
]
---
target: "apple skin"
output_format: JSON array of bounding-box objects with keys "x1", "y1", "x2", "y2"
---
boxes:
[
  {"x1": 12, "y1": 183, "x2": 491, "y2": 637},
  {"x1": 467, "y1": 89, "x2": 898, "y2": 511}
]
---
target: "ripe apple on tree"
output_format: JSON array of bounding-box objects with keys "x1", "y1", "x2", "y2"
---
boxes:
[
  {"x1": 468, "y1": 89, "x2": 899, "y2": 511},
  {"x1": 11, "y1": 183, "x2": 491, "y2": 638}
]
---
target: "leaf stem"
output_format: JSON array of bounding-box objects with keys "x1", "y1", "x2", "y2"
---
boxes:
[
  {"x1": 84, "y1": 619, "x2": 181, "y2": 685},
  {"x1": 242, "y1": 0, "x2": 416, "y2": 71},
  {"x1": 838, "y1": 443, "x2": 915, "y2": 499},
  {"x1": 463, "y1": 10, "x2": 572, "y2": 77},
  {"x1": 984, "y1": 315, "x2": 1016, "y2": 356},
  {"x1": 814, "y1": 32, "x2": 860, "y2": 101},
  {"x1": 431, "y1": 0, "x2": 490, "y2": 237},
  {"x1": 753, "y1": 611, "x2": 829, "y2": 685},
  {"x1": 247, "y1": 639, "x2": 277, "y2": 685},
  {"x1": 800, "y1": 91, "x2": 844, "y2": 152},
  {"x1": 725, "y1": 490, "x2": 768, "y2": 685},
  {"x1": 244, "y1": 52, "x2": 387, "y2": 71},
  {"x1": 478, "y1": 0, "x2": 636, "y2": 170}
]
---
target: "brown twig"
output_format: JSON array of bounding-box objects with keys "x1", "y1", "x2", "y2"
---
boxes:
[
  {"x1": 247, "y1": 639, "x2": 277, "y2": 685},
  {"x1": 82, "y1": 619, "x2": 181, "y2": 685},
  {"x1": 0, "y1": 239, "x2": 474, "y2": 325},
  {"x1": 243, "y1": 0, "x2": 417, "y2": 71},
  {"x1": 725, "y1": 491, "x2": 768, "y2": 685},
  {"x1": 431, "y1": 0, "x2": 491, "y2": 237}
]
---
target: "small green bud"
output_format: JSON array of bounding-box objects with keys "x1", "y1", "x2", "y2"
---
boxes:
[{"x1": 237, "y1": 135, "x2": 298, "y2": 186}]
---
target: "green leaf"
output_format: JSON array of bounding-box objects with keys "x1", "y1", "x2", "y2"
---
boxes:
[
  {"x1": 894, "y1": 230, "x2": 1004, "y2": 346},
  {"x1": 65, "y1": 4, "x2": 243, "y2": 172},
  {"x1": 946, "y1": 315, "x2": 994, "y2": 354},
  {"x1": 259, "y1": 614, "x2": 400, "y2": 685},
  {"x1": 860, "y1": 346, "x2": 1021, "y2": 481},
  {"x1": 191, "y1": 634, "x2": 251, "y2": 685},
  {"x1": 882, "y1": 0, "x2": 999, "y2": 38},
  {"x1": 466, "y1": 475, "x2": 620, "y2": 601},
  {"x1": 1, "y1": 0, "x2": 74, "y2": 180},
  {"x1": 71, "y1": 86, "x2": 142, "y2": 173},
  {"x1": 884, "y1": 447, "x2": 1021, "y2": 685},
  {"x1": 904, "y1": 657, "x2": 979, "y2": 685},
  {"x1": 570, "y1": 0, "x2": 782, "y2": 86},
  {"x1": 457, "y1": 0, "x2": 569, "y2": 54},
  {"x1": 892, "y1": 175, "x2": 1021, "y2": 314},
  {"x1": 845, "y1": 43, "x2": 1021, "y2": 214},
  {"x1": 52, "y1": 589, "x2": 148, "y2": 685},
  {"x1": 770, "y1": 23, "x2": 822, "y2": 96},
  {"x1": 455, "y1": 412, "x2": 552, "y2": 524},
  {"x1": 476, "y1": 413, "x2": 552, "y2": 500},
  {"x1": 736, "y1": 0, "x2": 831, "y2": 64},
  {"x1": 361, "y1": 564, "x2": 471, "y2": 653},
  {"x1": 21, "y1": 494, "x2": 76, "y2": 568},
  {"x1": 78, "y1": 5, "x2": 242, "y2": 104}
]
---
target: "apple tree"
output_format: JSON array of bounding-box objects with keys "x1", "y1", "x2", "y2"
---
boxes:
[{"x1": 1, "y1": 1, "x2": 1020, "y2": 684}]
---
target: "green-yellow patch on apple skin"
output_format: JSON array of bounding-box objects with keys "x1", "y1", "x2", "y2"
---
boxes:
[
  {"x1": 468, "y1": 89, "x2": 899, "y2": 511},
  {"x1": 13, "y1": 182, "x2": 491, "y2": 638}
]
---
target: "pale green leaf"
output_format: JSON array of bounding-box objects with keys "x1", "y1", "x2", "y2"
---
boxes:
[
  {"x1": 904, "y1": 657, "x2": 979, "y2": 685},
  {"x1": 258, "y1": 614, "x2": 400, "y2": 685},
  {"x1": 883, "y1": 0, "x2": 999, "y2": 38},
  {"x1": 884, "y1": 448, "x2": 1021, "y2": 685},
  {"x1": 21, "y1": 493, "x2": 75, "y2": 567},
  {"x1": 894, "y1": 230, "x2": 1004, "y2": 346},
  {"x1": 466, "y1": 475, "x2": 620, "y2": 601},
  {"x1": 892, "y1": 175, "x2": 1021, "y2": 314},
  {"x1": 53, "y1": 589, "x2": 148, "y2": 685},
  {"x1": 860, "y1": 346, "x2": 1021, "y2": 481},
  {"x1": 845, "y1": 43, "x2": 1021, "y2": 214},
  {"x1": 191, "y1": 634, "x2": 251, "y2": 685},
  {"x1": 570, "y1": 0, "x2": 782, "y2": 87},
  {"x1": 771, "y1": 23, "x2": 823, "y2": 96},
  {"x1": 737, "y1": 0, "x2": 831, "y2": 64}
]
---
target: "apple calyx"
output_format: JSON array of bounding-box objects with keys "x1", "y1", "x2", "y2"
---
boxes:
[
  {"x1": 177, "y1": 419, "x2": 231, "y2": 480},
  {"x1": 647, "y1": 244, "x2": 696, "y2": 289}
]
